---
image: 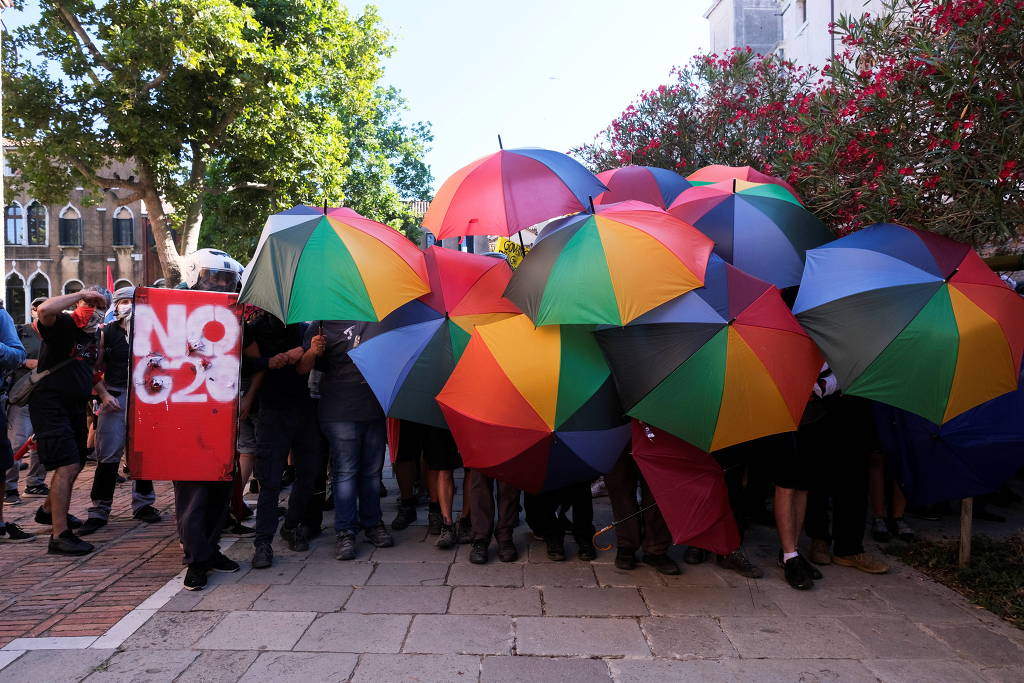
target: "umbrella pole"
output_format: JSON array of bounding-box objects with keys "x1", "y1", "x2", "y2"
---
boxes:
[
  {"x1": 592, "y1": 502, "x2": 660, "y2": 551},
  {"x1": 958, "y1": 497, "x2": 973, "y2": 567}
]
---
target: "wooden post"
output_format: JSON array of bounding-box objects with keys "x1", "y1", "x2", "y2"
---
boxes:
[{"x1": 958, "y1": 497, "x2": 973, "y2": 567}]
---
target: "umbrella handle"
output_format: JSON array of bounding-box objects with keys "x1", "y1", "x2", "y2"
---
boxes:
[
  {"x1": 592, "y1": 524, "x2": 615, "y2": 551},
  {"x1": 592, "y1": 501, "x2": 662, "y2": 552}
]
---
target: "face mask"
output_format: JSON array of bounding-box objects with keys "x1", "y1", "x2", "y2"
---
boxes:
[
  {"x1": 115, "y1": 302, "x2": 132, "y2": 321},
  {"x1": 71, "y1": 305, "x2": 96, "y2": 329}
]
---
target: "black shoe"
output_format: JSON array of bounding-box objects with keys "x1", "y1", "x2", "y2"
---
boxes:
[
  {"x1": 47, "y1": 530, "x2": 94, "y2": 556},
  {"x1": 615, "y1": 549, "x2": 637, "y2": 570},
  {"x1": 545, "y1": 537, "x2": 566, "y2": 562},
  {"x1": 35, "y1": 506, "x2": 83, "y2": 529},
  {"x1": 78, "y1": 518, "x2": 108, "y2": 536},
  {"x1": 183, "y1": 564, "x2": 208, "y2": 591},
  {"x1": 133, "y1": 505, "x2": 162, "y2": 524},
  {"x1": 5, "y1": 490, "x2": 21, "y2": 505},
  {"x1": 286, "y1": 525, "x2": 310, "y2": 552},
  {"x1": 436, "y1": 523, "x2": 457, "y2": 549},
  {"x1": 643, "y1": 553, "x2": 682, "y2": 575},
  {"x1": 252, "y1": 542, "x2": 274, "y2": 569},
  {"x1": 0, "y1": 522, "x2": 35, "y2": 543},
  {"x1": 684, "y1": 546, "x2": 708, "y2": 565},
  {"x1": 498, "y1": 539, "x2": 518, "y2": 562},
  {"x1": 427, "y1": 509, "x2": 442, "y2": 536},
  {"x1": 209, "y1": 552, "x2": 240, "y2": 573},
  {"x1": 236, "y1": 505, "x2": 254, "y2": 521},
  {"x1": 364, "y1": 523, "x2": 394, "y2": 548},
  {"x1": 281, "y1": 465, "x2": 296, "y2": 487},
  {"x1": 456, "y1": 517, "x2": 473, "y2": 544},
  {"x1": 469, "y1": 540, "x2": 489, "y2": 564},
  {"x1": 221, "y1": 521, "x2": 255, "y2": 538},
  {"x1": 115, "y1": 474, "x2": 127, "y2": 485},
  {"x1": 717, "y1": 549, "x2": 764, "y2": 578},
  {"x1": 335, "y1": 532, "x2": 356, "y2": 561},
  {"x1": 779, "y1": 552, "x2": 814, "y2": 590},
  {"x1": 576, "y1": 539, "x2": 597, "y2": 562},
  {"x1": 24, "y1": 484, "x2": 49, "y2": 497},
  {"x1": 799, "y1": 554, "x2": 823, "y2": 580},
  {"x1": 391, "y1": 499, "x2": 418, "y2": 531}
]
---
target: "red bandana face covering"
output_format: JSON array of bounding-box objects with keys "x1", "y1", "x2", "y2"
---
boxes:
[{"x1": 71, "y1": 305, "x2": 96, "y2": 329}]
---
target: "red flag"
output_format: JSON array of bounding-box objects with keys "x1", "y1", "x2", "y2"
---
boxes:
[{"x1": 106, "y1": 265, "x2": 115, "y2": 292}]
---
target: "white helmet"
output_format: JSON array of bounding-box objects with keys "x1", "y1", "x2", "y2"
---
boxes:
[{"x1": 184, "y1": 248, "x2": 244, "y2": 292}]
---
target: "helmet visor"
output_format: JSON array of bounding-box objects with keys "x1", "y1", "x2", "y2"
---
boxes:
[{"x1": 196, "y1": 268, "x2": 240, "y2": 293}]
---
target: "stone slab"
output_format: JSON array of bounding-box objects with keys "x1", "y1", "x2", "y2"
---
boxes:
[
  {"x1": 193, "y1": 583, "x2": 268, "y2": 611},
  {"x1": 293, "y1": 613, "x2": 410, "y2": 653},
  {"x1": 367, "y1": 562, "x2": 450, "y2": 586},
  {"x1": 344, "y1": 586, "x2": 451, "y2": 614},
  {"x1": 350, "y1": 654, "x2": 479, "y2": 682},
  {"x1": 252, "y1": 584, "x2": 353, "y2": 612},
  {"x1": 719, "y1": 616, "x2": 871, "y2": 659},
  {"x1": 82, "y1": 649, "x2": 199, "y2": 683},
  {"x1": 404, "y1": 615, "x2": 513, "y2": 655},
  {"x1": 862, "y1": 658, "x2": 988, "y2": 682},
  {"x1": 370, "y1": 540, "x2": 457, "y2": 563},
  {"x1": 839, "y1": 615, "x2": 950, "y2": 659},
  {"x1": 120, "y1": 611, "x2": 225, "y2": 650},
  {"x1": 592, "y1": 562, "x2": 665, "y2": 588},
  {"x1": 523, "y1": 563, "x2": 596, "y2": 588},
  {"x1": 480, "y1": 655, "x2": 611, "y2": 682},
  {"x1": 640, "y1": 616, "x2": 738, "y2": 659},
  {"x1": 448, "y1": 587, "x2": 542, "y2": 616},
  {"x1": 236, "y1": 563, "x2": 302, "y2": 585},
  {"x1": 872, "y1": 585, "x2": 974, "y2": 621},
  {"x1": 541, "y1": 587, "x2": 647, "y2": 617},
  {"x1": 642, "y1": 586, "x2": 781, "y2": 616},
  {"x1": 0, "y1": 648, "x2": 115, "y2": 683},
  {"x1": 928, "y1": 624, "x2": 1024, "y2": 667},
  {"x1": 762, "y1": 585, "x2": 895, "y2": 617},
  {"x1": 176, "y1": 651, "x2": 260, "y2": 683},
  {"x1": 515, "y1": 617, "x2": 650, "y2": 657},
  {"x1": 239, "y1": 652, "x2": 358, "y2": 683},
  {"x1": 613, "y1": 657, "x2": 878, "y2": 682},
  {"x1": 447, "y1": 562, "x2": 524, "y2": 587},
  {"x1": 195, "y1": 611, "x2": 317, "y2": 651},
  {"x1": 291, "y1": 562, "x2": 374, "y2": 586},
  {"x1": 159, "y1": 592, "x2": 203, "y2": 612}
]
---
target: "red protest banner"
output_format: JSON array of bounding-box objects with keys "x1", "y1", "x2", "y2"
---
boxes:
[{"x1": 127, "y1": 287, "x2": 241, "y2": 481}]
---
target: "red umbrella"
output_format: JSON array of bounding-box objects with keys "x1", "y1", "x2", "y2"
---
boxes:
[{"x1": 630, "y1": 421, "x2": 740, "y2": 555}]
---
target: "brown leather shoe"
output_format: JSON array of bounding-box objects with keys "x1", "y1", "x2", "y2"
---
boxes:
[
  {"x1": 833, "y1": 552, "x2": 889, "y2": 574},
  {"x1": 808, "y1": 539, "x2": 832, "y2": 566}
]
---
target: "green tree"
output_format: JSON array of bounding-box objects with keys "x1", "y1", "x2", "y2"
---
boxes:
[{"x1": 3, "y1": 0, "x2": 430, "y2": 281}]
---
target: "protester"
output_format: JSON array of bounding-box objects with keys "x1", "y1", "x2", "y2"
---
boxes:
[
  {"x1": 697, "y1": 439, "x2": 765, "y2": 578},
  {"x1": 605, "y1": 448, "x2": 680, "y2": 574},
  {"x1": 173, "y1": 249, "x2": 244, "y2": 590},
  {"x1": 396, "y1": 420, "x2": 463, "y2": 548},
  {"x1": 524, "y1": 481, "x2": 596, "y2": 561},
  {"x1": 5, "y1": 297, "x2": 46, "y2": 504},
  {"x1": 390, "y1": 419, "x2": 422, "y2": 532},
  {"x1": 466, "y1": 469, "x2": 520, "y2": 564},
  {"x1": 30, "y1": 286, "x2": 108, "y2": 555},
  {"x1": 868, "y1": 451, "x2": 916, "y2": 542},
  {"x1": 79, "y1": 288, "x2": 160, "y2": 536},
  {"x1": 307, "y1": 321, "x2": 393, "y2": 561},
  {"x1": 0, "y1": 304, "x2": 32, "y2": 543}
]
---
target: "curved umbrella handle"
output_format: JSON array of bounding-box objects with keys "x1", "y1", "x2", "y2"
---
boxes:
[{"x1": 592, "y1": 524, "x2": 616, "y2": 551}]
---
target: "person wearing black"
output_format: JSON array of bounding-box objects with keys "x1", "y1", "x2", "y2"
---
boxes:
[
  {"x1": 524, "y1": 481, "x2": 596, "y2": 562},
  {"x1": 30, "y1": 286, "x2": 109, "y2": 555},
  {"x1": 5, "y1": 297, "x2": 45, "y2": 503},
  {"x1": 0, "y1": 304, "x2": 32, "y2": 543},
  {"x1": 248, "y1": 314, "x2": 323, "y2": 568},
  {"x1": 605, "y1": 448, "x2": 681, "y2": 575},
  {"x1": 79, "y1": 288, "x2": 160, "y2": 536}
]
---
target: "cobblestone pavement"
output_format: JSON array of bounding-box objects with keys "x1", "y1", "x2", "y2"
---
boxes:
[{"x1": 0, "y1": 465, "x2": 1022, "y2": 682}]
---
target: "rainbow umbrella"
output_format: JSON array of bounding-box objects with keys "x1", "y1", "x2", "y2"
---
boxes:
[
  {"x1": 667, "y1": 180, "x2": 833, "y2": 288},
  {"x1": 503, "y1": 201, "x2": 714, "y2": 326},
  {"x1": 686, "y1": 164, "x2": 802, "y2": 203},
  {"x1": 347, "y1": 247, "x2": 521, "y2": 428},
  {"x1": 436, "y1": 314, "x2": 629, "y2": 493},
  {"x1": 594, "y1": 165, "x2": 692, "y2": 209},
  {"x1": 423, "y1": 147, "x2": 608, "y2": 239},
  {"x1": 595, "y1": 255, "x2": 823, "y2": 451},
  {"x1": 794, "y1": 223, "x2": 1024, "y2": 424},
  {"x1": 239, "y1": 205, "x2": 428, "y2": 323}
]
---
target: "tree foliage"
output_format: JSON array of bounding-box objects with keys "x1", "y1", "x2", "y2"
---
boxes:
[{"x1": 3, "y1": 0, "x2": 431, "y2": 281}]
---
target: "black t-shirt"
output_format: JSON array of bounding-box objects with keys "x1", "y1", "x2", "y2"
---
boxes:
[
  {"x1": 307, "y1": 321, "x2": 384, "y2": 422},
  {"x1": 35, "y1": 313, "x2": 100, "y2": 398},
  {"x1": 101, "y1": 324, "x2": 130, "y2": 389},
  {"x1": 250, "y1": 317, "x2": 312, "y2": 409}
]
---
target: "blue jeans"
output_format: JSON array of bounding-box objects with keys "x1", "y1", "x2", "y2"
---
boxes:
[{"x1": 322, "y1": 419, "x2": 386, "y2": 534}]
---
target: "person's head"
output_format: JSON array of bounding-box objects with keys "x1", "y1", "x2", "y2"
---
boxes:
[
  {"x1": 112, "y1": 286, "x2": 135, "y2": 322},
  {"x1": 30, "y1": 297, "x2": 46, "y2": 322},
  {"x1": 183, "y1": 248, "x2": 243, "y2": 292},
  {"x1": 71, "y1": 285, "x2": 110, "y2": 333}
]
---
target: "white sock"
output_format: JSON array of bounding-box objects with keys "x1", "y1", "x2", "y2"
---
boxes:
[{"x1": 783, "y1": 551, "x2": 799, "y2": 562}]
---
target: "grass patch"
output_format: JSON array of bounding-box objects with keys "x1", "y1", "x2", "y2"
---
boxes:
[{"x1": 889, "y1": 534, "x2": 1024, "y2": 629}]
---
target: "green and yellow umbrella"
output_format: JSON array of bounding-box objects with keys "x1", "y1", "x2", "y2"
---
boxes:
[{"x1": 239, "y1": 205, "x2": 429, "y2": 323}]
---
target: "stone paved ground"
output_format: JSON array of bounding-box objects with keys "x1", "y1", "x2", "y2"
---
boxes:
[{"x1": 0, "y1": 465, "x2": 1022, "y2": 681}]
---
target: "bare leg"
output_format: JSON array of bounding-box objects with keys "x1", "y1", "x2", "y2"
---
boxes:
[
  {"x1": 239, "y1": 453, "x2": 254, "y2": 488},
  {"x1": 774, "y1": 486, "x2": 808, "y2": 554},
  {"x1": 868, "y1": 451, "x2": 886, "y2": 518},
  {"x1": 394, "y1": 460, "x2": 417, "y2": 500},
  {"x1": 436, "y1": 470, "x2": 455, "y2": 525},
  {"x1": 892, "y1": 483, "x2": 907, "y2": 519},
  {"x1": 48, "y1": 463, "x2": 82, "y2": 537}
]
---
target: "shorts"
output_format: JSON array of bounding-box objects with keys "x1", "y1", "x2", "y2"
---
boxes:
[
  {"x1": 768, "y1": 431, "x2": 812, "y2": 491},
  {"x1": 396, "y1": 420, "x2": 463, "y2": 471},
  {"x1": 28, "y1": 392, "x2": 89, "y2": 471},
  {"x1": 236, "y1": 414, "x2": 257, "y2": 453}
]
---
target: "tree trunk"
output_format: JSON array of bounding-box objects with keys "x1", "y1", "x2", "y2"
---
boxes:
[
  {"x1": 179, "y1": 198, "x2": 204, "y2": 258},
  {"x1": 141, "y1": 192, "x2": 183, "y2": 285}
]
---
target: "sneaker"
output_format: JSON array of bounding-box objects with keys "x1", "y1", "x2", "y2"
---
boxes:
[
  {"x1": 0, "y1": 522, "x2": 35, "y2": 543},
  {"x1": 780, "y1": 553, "x2": 814, "y2": 590},
  {"x1": 683, "y1": 546, "x2": 708, "y2": 565},
  {"x1": 335, "y1": 531, "x2": 356, "y2": 561},
  {"x1": 47, "y1": 530, "x2": 94, "y2": 556},
  {"x1": 115, "y1": 474, "x2": 127, "y2": 485},
  {"x1": 808, "y1": 538, "x2": 833, "y2": 565},
  {"x1": 34, "y1": 506, "x2": 84, "y2": 529},
  {"x1": 893, "y1": 517, "x2": 916, "y2": 542},
  {"x1": 221, "y1": 521, "x2": 255, "y2": 538},
  {"x1": 615, "y1": 549, "x2": 637, "y2": 570},
  {"x1": 236, "y1": 505, "x2": 254, "y2": 521},
  {"x1": 209, "y1": 552, "x2": 240, "y2": 573},
  {"x1": 183, "y1": 563, "x2": 208, "y2": 591},
  {"x1": 497, "y1": 539, "x2": 518, "y2": 562},
  {"x1": 469, "y1": 540, "x2": 489, "y2": 564},
  {"x1": 436, "y1": 523, "x2": 457, "y2": 549},
  {"x1": 545, "y1": 537, "x2": 566, "y2": 562},
  {"x1": 391, "y1": 499, "x2": 418, "y2": 531},
  {"x1": 456, "y1": 516, "x2": 472, "y2": 544},
  {"x1": 576, "y1": 538, "x2": 597, "y2": 562},
  {"x1": 77, "y1": 518, "x2": 108, "y2": 536},
  {"x1": 590, "y1": 478, "x2": 608, "y2": 498},
  {"x1": 4, "y1": 490, "x2": 21, "y2": 505},
  {"x1": 427, "y1": 509, "x2": 442, "y2": 536},
  {"x1": 717, "y1": 549, "x2": 764, "y2": 578},
  {"x1": 133, "y1": 505, "x2": 162, "y2": 524},
  {"x1": 643, "y1": 553, "x2": 682, "y2": 575},
  {"x1": 364, "y1": 523, "x2": 394, "y2": 548},
  {"x1": 832, "y1": 552, "x2": 889, "y2": 574},
  {"x1": 282, "y1": 525, "x2": 309, "y2": 552},
  {"x1": 24, "y1": 484, "x2": 49, "y2": 497},
  {"x1": 251, "y1": 542, "x2": 274, "y2": 569},
  {"x1": 871, "y1": 517, "x2": 892, "y2": 542}
]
